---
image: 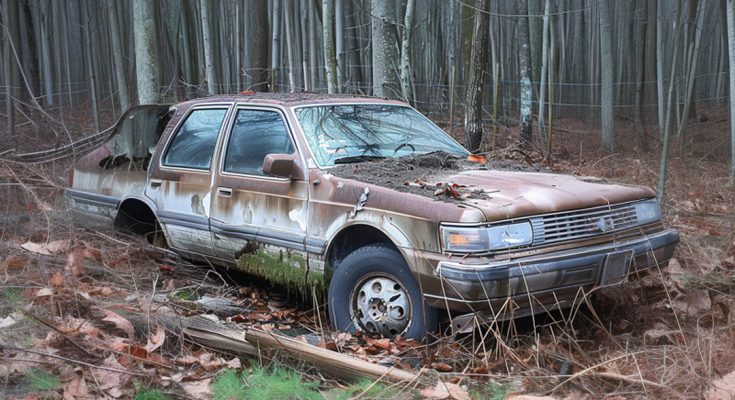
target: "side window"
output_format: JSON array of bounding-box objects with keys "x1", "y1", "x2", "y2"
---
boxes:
[
  {"x1": 163, "y1": 108, "x2": 228, "y2": 169},
  {"x1": 223, "y1": 109, "x2": 295, "y2": 175}
]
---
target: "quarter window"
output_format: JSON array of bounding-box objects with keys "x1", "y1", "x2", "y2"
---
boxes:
[
  {"x1": 163, "y1": 108, "x2": 228, "y2": 169},
  {"x1": 223, "y1": 109, "x2": 295, "y2": 175}
]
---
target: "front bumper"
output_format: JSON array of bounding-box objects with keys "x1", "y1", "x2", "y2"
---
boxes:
[{"x1": 421, "y1": 229, "x2": 679, "y2": 316}]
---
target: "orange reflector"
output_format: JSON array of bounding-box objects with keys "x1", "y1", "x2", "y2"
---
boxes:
[{"x1": 467, "y1": 154, "x2": 487, "y2": 164}]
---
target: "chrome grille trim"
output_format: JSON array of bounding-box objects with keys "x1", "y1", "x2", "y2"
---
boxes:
[{"x1": 531, "y1": 204, "x2": 639, "y2": 245}]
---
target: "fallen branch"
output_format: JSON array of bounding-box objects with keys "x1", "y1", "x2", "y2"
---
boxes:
[{"x1": 147, "y1": 309, "x2": 421, "y2": 384}]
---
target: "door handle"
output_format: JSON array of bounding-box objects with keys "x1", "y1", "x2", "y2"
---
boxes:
[
  {"x1": 150, "y1": 179, "x2": 163, "y2": 188},
  {"x1": 217, "y1": 187, "x2": 233, "y2": 197}
]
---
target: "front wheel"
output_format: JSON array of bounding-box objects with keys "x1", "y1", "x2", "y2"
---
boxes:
[{"x1": 327, "y1": 244, "x2": 437, "y2": 340}]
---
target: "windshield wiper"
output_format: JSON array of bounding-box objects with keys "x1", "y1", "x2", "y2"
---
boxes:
[{"x1": 333, "y1": 155, "x2": 387, "y2": 164}]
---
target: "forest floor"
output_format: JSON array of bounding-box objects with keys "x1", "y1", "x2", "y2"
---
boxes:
[{"x1": 0, "y1": 105, "x2": 734, "y2": 399}]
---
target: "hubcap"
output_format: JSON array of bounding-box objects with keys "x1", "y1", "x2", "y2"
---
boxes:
[{"x1": 351, "y1": 275, "x2": 411, "y2": 337}]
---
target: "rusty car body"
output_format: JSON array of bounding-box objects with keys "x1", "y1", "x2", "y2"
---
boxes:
[{"x1": 66, "y1": 93, "x2": 679, "y2": 339}]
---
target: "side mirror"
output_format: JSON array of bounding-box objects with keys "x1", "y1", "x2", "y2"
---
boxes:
[{"x1": 262, "y1": 154, "x2": 304, "y2": 180}]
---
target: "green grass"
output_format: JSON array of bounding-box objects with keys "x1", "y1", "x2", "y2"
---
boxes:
[
  {"x1": 134, "y1": 386, "x2": 169, "y2": 400},
  {"x1": 212, "y1": 367, "x2": 323, "y2": 400},
  {"x1": 470, "y1": 382, "x2": 510, "y2": 400},
  {"x1": 27, "y1": 369, "x2": 61, "y2": 392},
  {"x1": 330, "y1": 379, "x2": 398, "y2": 400},
  {"x1": 211, "y1": 369, "x2": 248, "y2": 400}
]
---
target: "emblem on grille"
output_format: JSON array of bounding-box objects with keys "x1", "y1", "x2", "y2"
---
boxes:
[{"x1": 593, "y1": 216, "x2": 615, "y2": 232}]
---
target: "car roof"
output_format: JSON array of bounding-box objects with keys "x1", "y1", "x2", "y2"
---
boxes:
[{"x1": 176, "y1": 93, "x2": 409, "y2": 108}]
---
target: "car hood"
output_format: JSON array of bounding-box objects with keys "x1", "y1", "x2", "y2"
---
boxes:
[{"x1": 444, "y1": 169, "x2": 655, "y2": 222}]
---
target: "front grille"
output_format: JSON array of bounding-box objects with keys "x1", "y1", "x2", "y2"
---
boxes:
[{"x1": 530, "y1": 203, "x2": 638, "y2": 245}]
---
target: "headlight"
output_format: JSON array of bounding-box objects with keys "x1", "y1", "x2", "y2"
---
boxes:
[
  {"x1": 441, "y1": 222, "x2": 533, "y2": 253},
  {"x1": 634, "y1": 199, "x2": 661, "y2": 224}
]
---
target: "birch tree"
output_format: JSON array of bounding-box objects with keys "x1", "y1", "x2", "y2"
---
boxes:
[
  {"x1": 517, "y1": 0, "x2": 533, "y2": 146},
  {"x1": 400, "y1": 0, "x2": 415, "y2": 103},
  {"x1": 323, "y1": 0, "x2": 338, "y2": 94},
  {"x1": 133, "y1": 0, "x2": 160, "y2": 104},
  {"x1": 200, "y1": 0, "x2": 217, "y2": 95},
  {"x1": 600, "y1": 0, "x2": 615, "y2": 152},
  {"x1": 372, "y1": 0, "x2": 400, "y2": 99},
  {"x1": 463, "y1": 0, "x2": 490, "y2": 152}
]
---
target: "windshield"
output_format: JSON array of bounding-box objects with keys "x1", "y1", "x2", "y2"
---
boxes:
[{"x1": 294, "y1": 104, "x2": 469, "y2": 166}]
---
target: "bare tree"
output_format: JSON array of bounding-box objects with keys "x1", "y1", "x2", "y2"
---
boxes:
[
  {"x1": 600, "y1": 0, "x2": 615, "y2": 152},
  {"x1": 371, "y1": 0, "x2": 400, "y2": 99},
  {"x1": 400, "y1": 0, "x2": 415, "y2": 103},
  {"x1": 250, "y1": 0, "x2": 269, "y2": 92},
  {"x1": 133, "y1": 0, "x2": 160, "y2": 104},
  {"x1": 727, "y1": 0, "x2": 735, "y2": 179},
  {"x1": 107, "y1": 0, "x2": 129, "y2": 111},
  {"x1": 322, "y1": 0, "x2": 337, "y2": 94},
  {"x1": 2, "y1": 0, "x2": 15, "y2": 139},
  {"x1": 200, "y1": 0, "x2": 217, "y2": 95},
  {"x1": 463, "y1": 0, "x2": 490, "y2": 152},
  {"x1": 517, "y1": 0, "x2": 533, "y2": 146}
]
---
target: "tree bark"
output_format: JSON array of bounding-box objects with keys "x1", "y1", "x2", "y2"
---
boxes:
[
  {"x1": 727, "y1": 0, "x2": 735, "y2": 179},
  {"x1": 107, "y1": 0, "x2": 129, "y2": 111},
  {"x1": 400, "y1": 0, "x2": 415, "y2": 104},
  {"x1": 271, "y1": 0, "x2": 282, "y2": 88},
  {"x1": 2, "y1": 0, "x2": 15, "y2": 140},
  {"x1": 200, "y1": 0, "x2": 217, "y2": 95},
  {"x1": 538, "y1": 0, "x2": 551, "y2": 143},
  {"x1": 599, "y1": 0, "x2": 615, "y2": 153},
  {"x1": 371, "y1": 0, "x2": 400, "y2": 99},
  {"x1": 133, "y1": 0, "x2": 160, "y2": 104},
  {"x1": 656, "y1": 0, "x2": 665, "y2": 136},
  {"x1": 80, "y1": 0, "x2": 99, "y2": 131},
  {"x1": 249, "y1": 0, "x2": 268, "y2": 92},
  {"x1": 322, "y1": 0, "x2": 337, "y2": 94},
  {"x1": 635, "y1": 0, "x2": 649, "y2": 151},
  {"x1": 463, "y1": 0, "x2": 490, "y2": 152},
  {"x1": 517, "y1": 0, "x2": 533, "y2": 146}
]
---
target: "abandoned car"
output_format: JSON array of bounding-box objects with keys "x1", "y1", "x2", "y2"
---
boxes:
[{"x1": 66, "y1": 94, "x2": 680, "y2": 339}]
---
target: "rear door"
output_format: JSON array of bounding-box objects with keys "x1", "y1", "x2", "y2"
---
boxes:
[
  {"x1": 209, "y1": 106, "x2": 309, "y2": 260},
  {"x1": 146, "y1": 104, "x2": 232, "y2": 256}
]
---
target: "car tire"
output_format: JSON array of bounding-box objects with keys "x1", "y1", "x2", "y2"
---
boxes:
[{"x1": 327, "y1": 244, "x2": 437, "y2": 340}]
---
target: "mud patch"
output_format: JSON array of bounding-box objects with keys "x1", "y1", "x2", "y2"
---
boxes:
[{"x1": 329, "y1": 151, "x2": 545, "y2": 201}]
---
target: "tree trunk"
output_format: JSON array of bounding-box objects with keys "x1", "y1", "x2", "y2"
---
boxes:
[
  {"x1": 658, "y1": 1, "x2": 684, "y2": 198},
  {"x1": 335, "y1": 0, "x2": 344, "y2": 91},
  {"x1": 133, "y1": 0, "x2": 160, "y2": 104},
  {"x1": 400, "y1": 0, "x2": 415, "y2": 104},
  {"x1": 271, "y1": 0, "x2": 282, "y2": 88},
  {"x1": 200, "y1": 0, "x2": 217, "y2": 95},
  {"x1": 322, "y1": 0, "x2": 337, "y2": 94},
  {"x1": 538, "y1": 0, "x2": 551, "y2": 142},
  {"x1": 108, "y1": 0, "x2": 129, "y2": 111},
  {"x1": 517, "y1": 0, "x2": 533, "y2": 146},
  {"x1": 656, "y1": 0, "x2": 665, "y2": 136},
  {"x1": 463, "y1": 0, "x2": 490, "y2": 152},
  {"x1": 372, "y1": 0, "x2": 400, "y2": 99},
  {"x1": 80, "y1": 0, "x2": 99, "y2": 131},
  {"x1": 676, "y1": 0, "x2": 706, "y2": 137},
  {"x1": 2, "y1": 0, "x2": 15, "y2": 140},
  {"x1": 250, "y1": 0, "x2": 268, "y2": 92},
  {"x1": 599, "y1": 0, "x2": 615, "y2": 152},
  {"x1": 727, "y1": 0, "x2": 735, "y2": 179},
  {"x1": 635, "y1": 0, "x2": 649, "y2": 151}
]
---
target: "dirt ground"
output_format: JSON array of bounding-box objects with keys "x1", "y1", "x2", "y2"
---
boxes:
[{"x1": 0, "y1": 105, "x2": 734, "y2": 399}]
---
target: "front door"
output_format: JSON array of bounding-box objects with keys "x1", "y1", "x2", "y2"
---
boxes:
[
  {"x1": 146, "y1": 105, "x2": 231, "y2": 256},
  {"x1": 210, "y1": 106, "x2": 309, "y2": 261}
]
